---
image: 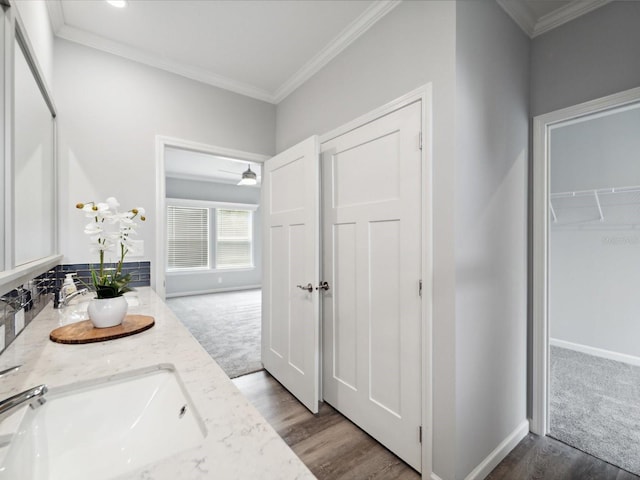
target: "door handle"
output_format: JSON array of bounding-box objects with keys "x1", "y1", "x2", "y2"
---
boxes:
[
  {"x1": 296, "y1": 283, "x2": 313, "y2": 293},
  {"x1": 316, "y1": 281, "x2": 330, "y2": 291}
]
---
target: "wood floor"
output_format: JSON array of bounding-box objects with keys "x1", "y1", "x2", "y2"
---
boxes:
[
  {"x1": 487, "y1": 433, "x2": 640, "y2": 480},
  {"x1": 232, "y1": 370, "x2": 420, "y2": 480},
  {"x1": 234, "y1": 370, "x2": 639, "y2": 480}
]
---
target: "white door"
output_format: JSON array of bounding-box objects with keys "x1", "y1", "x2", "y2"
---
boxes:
[
  {"x1": 321, "y1": 102, "x2": 423, "y2": 470},
  {"x1": 261, "y1": 136, "x2": 320, "y2": 414}
]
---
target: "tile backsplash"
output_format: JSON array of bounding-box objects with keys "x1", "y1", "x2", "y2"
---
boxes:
[
  {"x1": 0, "y1": 261, "x2": 151, "y2": 353},
  {"x1": 56, "y1": 261, "x2": 151, "y2": 290},
  {"x1": 0, "y1": 269, "x2": 57, "y2": 353}
]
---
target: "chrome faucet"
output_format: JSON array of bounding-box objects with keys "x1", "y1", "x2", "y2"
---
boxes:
[
  {"x1": 54, "y1": 288, "x2": 89, "y2": 309},
  {"x1": 0, "y1": 384, "x2": 48, "y2": 420}
]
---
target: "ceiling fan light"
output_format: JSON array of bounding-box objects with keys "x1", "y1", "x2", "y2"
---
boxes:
[{"x1": 238, "y1": 165, "x2": 258, "y2": 186}]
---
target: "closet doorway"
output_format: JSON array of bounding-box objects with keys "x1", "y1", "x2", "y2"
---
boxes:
[
  {"x1": 262, "y1": 89, "x2": 431, "y2": 473},
  {"x1": 533, "y1": 86, "x2": 640, "y2": 475}
]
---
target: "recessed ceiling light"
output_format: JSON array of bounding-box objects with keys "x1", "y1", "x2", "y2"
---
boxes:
[{"x1": 106, "y1": 0, "x2": 127, "y2": 8}]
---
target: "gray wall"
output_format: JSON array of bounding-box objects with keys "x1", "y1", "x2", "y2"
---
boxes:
[
  {"x1": 277, "y1": 2, "x2": 458, "y2": 477},
  {"x1": 53, "y1": 39, "x2": 276, "y2": 291},
  {"x1": 455, "y1": 1, "x2": 529, "y2": 478},
  {"x1": 165, "y1": 178, "x2": 261, "y2": 296},
  {"x1": 550, "y1": 106, "x2": 640, "y2": 358},
  {"x1": 531, "y1": 1, "x2": 640, "y2": 117}
]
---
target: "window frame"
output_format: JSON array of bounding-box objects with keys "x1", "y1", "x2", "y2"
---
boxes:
[
  {"x1": 165, "y1": 198, "x2": 258, "y2": 274},
  {"x1": 215, "y1": 208, "x2": 254, "y2": 270}
]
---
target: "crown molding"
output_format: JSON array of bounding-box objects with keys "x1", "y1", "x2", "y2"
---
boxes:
[
  {"x1": 47, "y1": 0, "x2": 401, "y2": 104},
  {"x1": 272, "y1": 0, "x2": 402, "y2": 103},
  {"x1": 495, "y1": 0, "x2": 536, "y2": 38},
  {"x1": 55, "y1": 24, "x2": 276, "y2": 102},
  {"x1": 497, "y1": 0, "x2": 612, "y2": 39},
  {"x1": 46, "y1": 0, "x2": 65, "y2": 34},
  {"x1": 532, "y1": 0, "x2": 613, "y2": 37}
]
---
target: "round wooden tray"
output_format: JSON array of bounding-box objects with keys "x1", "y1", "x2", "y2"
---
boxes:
[{"x1": 50, "y1": 315, "x2": 155, "y2": 344}]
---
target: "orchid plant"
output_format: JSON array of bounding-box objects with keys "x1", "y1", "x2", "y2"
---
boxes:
[{"x1": 76, "y1": 197, "x2": 146, "y2": 299}]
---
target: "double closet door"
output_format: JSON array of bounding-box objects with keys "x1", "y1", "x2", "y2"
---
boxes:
[{"x1": 262, "y1": 101, "x2": 423, "y2": 471}]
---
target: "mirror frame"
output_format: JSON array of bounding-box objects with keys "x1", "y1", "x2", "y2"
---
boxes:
[
  {"x1": 531, "y1": 85, "x2": 640, "y2": 436},
  {"x1": 0, "y1": 2, "x2": 61, "y2": 296}
]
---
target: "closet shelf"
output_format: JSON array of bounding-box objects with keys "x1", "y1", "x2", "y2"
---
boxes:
[{"x1": 549, "y1": 185, "x2": 640, "y2": 225}]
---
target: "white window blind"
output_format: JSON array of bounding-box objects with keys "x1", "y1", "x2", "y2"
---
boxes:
[
  {"x1": 216, "y1": 209, "x2": 252, "y2": 269},
  {"x1": 167, "y1": 206, "x2": 209, "y2": 270}
]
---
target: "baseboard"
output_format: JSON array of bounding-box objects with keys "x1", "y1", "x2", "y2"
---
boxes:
[
  {"x1": 464, "y1": 419, "x2": 529, "y2": 480},
  {"x1": 166, "y1": 284, "x2": 261, "y2": 298},
  {"x1": 550, "y1": 338, "x2": 640, "y2": 367}
]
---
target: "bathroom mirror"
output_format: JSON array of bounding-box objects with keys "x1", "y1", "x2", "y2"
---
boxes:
[
  {"x1": 13, "y1": 32, "x2": 55, "y2": 266},
  {"x1": 0, "y1": 10, "x2": 60, "y2": 295}
]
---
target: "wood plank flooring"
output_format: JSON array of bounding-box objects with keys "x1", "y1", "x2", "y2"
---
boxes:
[
  {"x1": 487, "y1": 433, "x2": 640, "y2": 480},
  {"x1": 234, "y1": 370, "x2": 640, "y2": 480},
  {"x1": 232, "y1": 370, "x2": 420, "y2": 480}
]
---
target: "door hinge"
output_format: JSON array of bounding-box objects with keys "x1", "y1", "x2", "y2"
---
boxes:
[
  {"x1": 418, "y1": 131, "x2": 423, "y2": 151},
  {"x1": 419, "y1": 279, "x2": 422, "y2": 297},
  {"x1": 419, "y1": 425, "x2": 422, "y2": 443}
]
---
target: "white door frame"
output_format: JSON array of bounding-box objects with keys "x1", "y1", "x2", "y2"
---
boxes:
[
  {"x1": 531, "y1": 85, "x2": 640, "y2": 436},
  {"x1": 319, "y1": 83, "x2": 433, "y2": 477},
  {"x1": 154, "y1": 135, "x2": 269, "y2": 299}
]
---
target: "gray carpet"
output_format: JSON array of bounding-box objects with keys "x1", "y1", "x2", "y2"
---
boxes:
[
  {"x1": 550, "y1": 345, "x2": 640, "y2": 475},
  {"x1": 166, "y1": 289, "x2": 262, "y2": 379}
]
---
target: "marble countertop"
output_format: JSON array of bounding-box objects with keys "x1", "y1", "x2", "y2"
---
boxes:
[{"x1": 0, "y1": 287, "x2": 315, "y2": 479}]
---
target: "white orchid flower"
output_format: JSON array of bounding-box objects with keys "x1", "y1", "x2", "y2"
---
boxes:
[
  {"x1": 84, "y1": 223, "x2": 103, "y2": 235},
  {"x1": 106, "y1": 197, "x2": 120, "y2": 210},
  {"x1": 135, "y1": 207, "x2": 145, "y2": 216}
]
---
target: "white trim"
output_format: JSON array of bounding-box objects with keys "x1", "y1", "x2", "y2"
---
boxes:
[
  {"x1": 533, "y1": 0, "x2": 613, "y2": 37},
  {"x1": 464, "y1": 420, "x2": 529, "y2": 480},
  {"x1": 165, "y1": 284, "x2": 261, "y2": 299},
  {"x1": 272, "y1": 1, "x2": 401, "y2": 103},
  {"x1": 550, "y1": 338, "x2": 640, "y2": 367},
  {"x1": 430, "y1": 474, "x2": 444, "y2": 480},
  {"x1": 531, "y1": 85, "x2": 640, "y2": 437},
  {"x1": 496, "y1": 0, "x2": 612, "y2": 39},
  {"x1": 166, "y1": 198, "x2": 258, "y2": 211},
  {"x1": 319, "y1": 84, "x2": 427, "y2": 145},
  {"x1": 319, "y1": 83, "x2": 433, "y2": 477},
  {"x1": 155, "y1": 135, "x2": 270, "y2": 300},
  {"x1": 159, "y1": 136, "x2": 269, "y2": 164},
  {"x1": 46, "y1": 0, "x2": 400, "y2": 104},
  {"x1": 45, "y1": 0, "x2": 65, "y2": 35}
]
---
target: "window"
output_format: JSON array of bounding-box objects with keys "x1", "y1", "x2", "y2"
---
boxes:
[
  {"x1": 166, "y1": 201, "x2": 256, "y2": 272},
  {"x1": 167, "y1": 206, "x2": 209, "y2": 270},
  {"x1": 216, "y1": 209, "x2": 253, "y2": 269}
]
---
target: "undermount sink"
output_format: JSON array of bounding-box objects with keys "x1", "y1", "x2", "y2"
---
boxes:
[{"x1": 0, "y1": 364, "x2": 207, "y2": 480}]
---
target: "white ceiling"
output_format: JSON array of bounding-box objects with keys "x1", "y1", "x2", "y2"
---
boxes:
[
  {"x1": 45, "y1": 0, "x2": 611, "y2": 106},
  {"x1": 165, "y1": 148, "x2": 262, "y2": 186},
  {"x1": 47, "y1": 0, "x2": 399, "y2": 103}
]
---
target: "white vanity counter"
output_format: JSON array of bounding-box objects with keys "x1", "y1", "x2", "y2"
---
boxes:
[{"x1": 0, "y1": 287, "x2": 315, "y2": 479}]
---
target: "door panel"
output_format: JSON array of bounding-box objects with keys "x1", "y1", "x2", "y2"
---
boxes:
[
  {"x1": 262, "y1": 136, "x2": 319, "y2": 414},
  {"x1": 321, "y1": 102, "x2": 422, "y2": 471}
]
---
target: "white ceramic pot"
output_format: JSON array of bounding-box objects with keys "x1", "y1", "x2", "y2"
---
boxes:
[{"x1": 87, "y1": 296, "x2": 128, "y2": 328}]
